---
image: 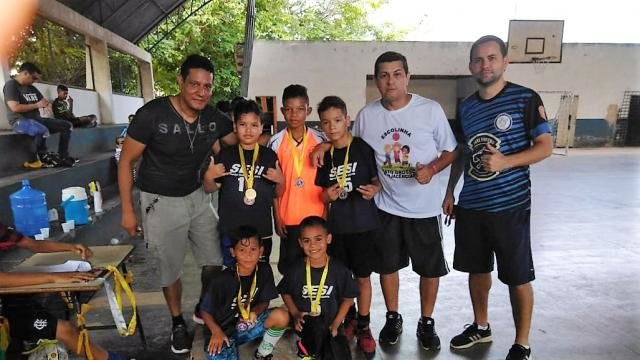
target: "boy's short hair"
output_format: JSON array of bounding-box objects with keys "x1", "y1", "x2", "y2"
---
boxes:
[
  {"x1": 470, "y1": 35, "x2": 507, "y2": 61},
  {"x1": 374, "y1": 51, "x2": 409, "y2": 78},
  {"x1": 232, "y1": 98, "x2": 262, "y2": 123},
  {"x1": 57, "y1": 84, "x2": 69, "y2": 92},
  {"x1": 317, "y1": 96, "x2": 347, "y2": 116},
  {"x1": 19, "y1": 62, "x2": 42, "y2": 75},
  {"x1": 230, "y1": 225, "x2": 261, "y2": 248},
  {"x1": 299, "y1": 216, "x2": 329, "y2": 234},
  {"x1": 282, "y1": 84, "x2": 309, "y2": 105},
  {"x1": 179, "y1": 54, "x2": 215, "y2": 80}
]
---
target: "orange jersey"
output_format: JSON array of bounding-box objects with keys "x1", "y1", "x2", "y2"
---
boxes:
[{"x1": 268, "y1": 127, "x2": 326, "y2": 226}]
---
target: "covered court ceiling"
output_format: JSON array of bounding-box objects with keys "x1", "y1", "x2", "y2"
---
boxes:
[{"x1": 57, "y1": 0, "x2": 187, "y2": 44}]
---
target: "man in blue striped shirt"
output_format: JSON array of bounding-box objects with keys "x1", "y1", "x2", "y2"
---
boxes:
[{"x1": 443, "y1": 35, "x2": 553, "y2": 360}]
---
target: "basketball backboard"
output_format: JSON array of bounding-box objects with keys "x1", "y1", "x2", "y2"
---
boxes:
[{"x1": 507, "y1": 20, "x2": 564, "y2": 63}]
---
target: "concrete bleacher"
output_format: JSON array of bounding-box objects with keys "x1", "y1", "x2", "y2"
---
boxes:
[{"x1": 0, "y1": 124, "x2": 126, "y2": 224}]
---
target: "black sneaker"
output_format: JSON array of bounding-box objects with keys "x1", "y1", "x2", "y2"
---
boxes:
[
  {"x1": 40, "y1": 152, "x2": 61, "y2": 167},
  {"x1": 450, "y1": 323, "x2": 492, "y2": 349},
  {"x1": 170, "y1": 323, "x2": 191, "y2": 354},
  {"x1": 60, "y1": 156, "x2": 77, "y2": 167},
  {"x1": 506, "y1": 344, "x2": 532, "y2": 360},
  {"x1": 416, "y1": 317, "x2": 440, "y2": 350},
  {"x1": 378, "y1": 311, "x2": 403, "y2": 345},
  {"x1": 254, "y1": 349, "x2": 273, "y2": 360}
]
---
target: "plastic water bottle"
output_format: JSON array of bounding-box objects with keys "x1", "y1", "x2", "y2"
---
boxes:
[{"x1": 9, "y1": 180, "x2": 50, "y2": 236}]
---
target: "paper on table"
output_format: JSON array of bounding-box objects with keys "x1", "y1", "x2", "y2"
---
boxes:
[{"x1": 28, "y1": 260, "x2": 92, "y2": 273}]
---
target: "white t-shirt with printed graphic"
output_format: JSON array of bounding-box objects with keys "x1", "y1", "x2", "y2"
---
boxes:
[{"x1": 353, "y1": 94, "x2": 457, "y2": 218}]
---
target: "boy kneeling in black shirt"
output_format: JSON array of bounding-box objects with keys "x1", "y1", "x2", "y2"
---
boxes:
[
  {"x1": 278, "y1": 216, "x2": 359, "y2": 359},
  {"x1": 199, "y1": 226, "x2": 288, "y2": 359}
]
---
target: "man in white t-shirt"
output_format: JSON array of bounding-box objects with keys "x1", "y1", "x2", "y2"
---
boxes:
[{"x1": 315, "y1": 51, "x2": 457, "y2": 350}]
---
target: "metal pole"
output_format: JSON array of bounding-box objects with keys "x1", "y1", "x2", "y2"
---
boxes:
[{"x1": 240, "y1": 0, "x2": 255, "y2": 97}]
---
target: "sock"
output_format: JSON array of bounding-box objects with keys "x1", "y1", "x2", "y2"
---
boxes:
[
  {"x1": 172, "y1": 315, "x2": 185, "y2": 328},
  {"x1": 477, "y1": 323, "x2": 489, "y2": 330},
  {"x1": 256, "y1": 327, "x2": 285, "y2": 356},
  {"x1": 357, "y1": 313, "x2": 370, "y2": 329}
]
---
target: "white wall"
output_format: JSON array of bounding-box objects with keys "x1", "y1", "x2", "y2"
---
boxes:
[
  {"x1": 111, "y1": 94, "x2": 143, "y2": 124},
  {"x1": 248, "y1": 41, "x2": 640, "y2": 121},
  {"x1": 34, "y1": 83, "x2": 100, "y2": 120}
]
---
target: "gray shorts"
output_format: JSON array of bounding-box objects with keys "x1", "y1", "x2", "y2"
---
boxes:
[{"x1": 141, "y1": 187, "x2": 222, "y2": 287}]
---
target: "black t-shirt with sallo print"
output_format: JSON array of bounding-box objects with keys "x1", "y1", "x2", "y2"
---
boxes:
[
  {"x1": 315, "y1": 137, "x2": 380, "y2": 234},
  {"x1": 215, "y1": 145, "x2": 278, "y2": 238},
  {"x1": 200, "y1": 262, "x2": 278, "y2": 335},
  {"x1": 277, "y1": 257, "x2": 359, "y2": 322},
  {"x1": 126, "y1": 96, "x2": 233, "y2": 197}
]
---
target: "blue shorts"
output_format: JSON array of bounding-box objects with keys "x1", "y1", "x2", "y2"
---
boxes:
[
  {"x1": 205, "y1": 309, "x2": 271, "y2": 360},
  {"x1": 12, "y1": 118, "x2": 50, "y2": 137}
]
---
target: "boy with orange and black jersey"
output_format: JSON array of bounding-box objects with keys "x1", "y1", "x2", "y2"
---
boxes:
[
  {"x1": 267, "y1": 85, "x2": 326, "y2": 274},
  {"x1": 278, "y1": 216, "x2": 359, "y2": 359},
  {"x1": 314, "y1": 96, "x2": 380, "y2": 358},
  {"x1": 199, "y1": 226, "x2": 289, "y2": 360},
  {"x1": 204, "y1": 99, "x2": 284, "y2": 265}
]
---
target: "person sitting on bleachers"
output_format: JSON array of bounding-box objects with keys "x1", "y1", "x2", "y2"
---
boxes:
[
  {"x1": 52, "y1": 84, "x2": 97, "y2": 128},
  {"x1": 3, "y1": 62, "x2": 77, "y2": 169},
  {"x1": 0, "y1": 220, "x2": 122, "y2": 360}
]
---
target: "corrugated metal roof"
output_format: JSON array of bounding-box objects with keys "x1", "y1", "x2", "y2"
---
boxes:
[{"x1": 58, "y1": 0, "x2": 186, "y2": 43}]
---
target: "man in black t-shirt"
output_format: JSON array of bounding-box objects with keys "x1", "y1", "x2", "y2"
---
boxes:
[
  {"x1": 118, "y1": 54, "x2": 236, "y2": 354},
  {"x1": 3, "y1": 62, "x2": 75, "y2": 168}
]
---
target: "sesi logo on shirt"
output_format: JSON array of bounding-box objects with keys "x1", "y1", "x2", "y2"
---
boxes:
[{"x1": 302, "y1": 285, "x2": 334, "y2": 299}]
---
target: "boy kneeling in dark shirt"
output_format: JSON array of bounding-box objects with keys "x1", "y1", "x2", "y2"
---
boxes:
[{"x1": 200, "y1": 225, "x2": 288, "y2": 359}]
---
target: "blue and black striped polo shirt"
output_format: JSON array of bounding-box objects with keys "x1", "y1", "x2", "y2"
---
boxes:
[{"x1": 453, "y1": 82, "x2": 551, "y2": 212}]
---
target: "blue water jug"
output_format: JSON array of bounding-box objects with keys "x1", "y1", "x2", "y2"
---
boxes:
[
  {"x1": 9, "y1": 180, "x2": 50, "y2": 236},
  {"x1": 60, "y1": 187, "x2": 90, "y2": 225}
]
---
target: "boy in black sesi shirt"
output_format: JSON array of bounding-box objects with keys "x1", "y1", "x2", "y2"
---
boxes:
[
  {"x1": 199, "y1": 226, "x2": 289, "y2": 360},
  {"x1": 315, "y1": 96, "x2": 381, "y2": 358},
  {"x1": 278, "y1": 216, "x2": 359, "y2": 359},
  {"x1": 204, "y1": 98, "x2": 284, "y2": 265}
]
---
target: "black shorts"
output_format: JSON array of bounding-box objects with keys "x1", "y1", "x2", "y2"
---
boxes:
[
  {"x1": 374, "y1": 209, "x2": 448, "y2": 277},
  {"x1": 3, "y1": 301, "x2": 58, "y2": 342},
  {"x1": 453, "y1": 207, "x2": 535, "y2": 286},
  {"x1": 329, "y1": 230, "x2": 377, "y2": 278}
]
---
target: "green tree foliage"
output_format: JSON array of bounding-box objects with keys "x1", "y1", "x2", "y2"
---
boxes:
[
  {"x1": 11, "y1": 17, "x2": 86, "y2": 88},
  {"x1": 141, "y1": 0, "x2": 404, "y2": 101}
]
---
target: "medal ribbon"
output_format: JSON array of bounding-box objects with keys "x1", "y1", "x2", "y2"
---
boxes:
[
  {"x1": 238, "y1": 144, "x2": 260, "y2": 190},
  {"x1": 287, "y1": 127, "x2": 307, "y2": 181},
  {"x1": 305, "y1": 257, "x2": 330, "y2": 314},
  {"x1": 236, "y1": 266, "x2": 258, "y2": 320},
  {"x1": 330, "y1": 135, "x2": 352, "y2": 190}
]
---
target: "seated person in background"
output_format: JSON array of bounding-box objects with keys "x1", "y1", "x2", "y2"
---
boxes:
[
  {"x1": 2, "y1": 62, "x2": 76, "y2": 168},
  {"x1": 200, "y1": 225, "x2": 289, "y2": 360},
  {"x1": 0, "y1": 220, "x2": 122, "y2": 360},
  {"x1": 52, "y1": 84, "x2": 97, "y2": 128},
  {"x1": 278, "y1": 216, "x2": 359, "y2": 359}
]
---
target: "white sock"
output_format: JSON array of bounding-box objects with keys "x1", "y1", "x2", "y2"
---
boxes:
[
  {"x1": 477, "y1": 323, "x2": 489, "y2": 330},
  {"x1": 256, "y1": 327, "x2": 285, "y2": 356}
]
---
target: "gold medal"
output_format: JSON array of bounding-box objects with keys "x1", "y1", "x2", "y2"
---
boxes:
[
  {"x1": 238, "y1": 144, "x2": 259, "y2": 205},
  {"x1": 330, "y1": 136, "x2": 352, "y2": 200},
  {"x1": 244, "y1": 188, "x2": 257, "y2": 205},
  {"x1": 288, "y1": 128, "x2": 308, "y2": 189},
  {"x1": 306, "y1": 257, "x2": 329, "y2": 316}
]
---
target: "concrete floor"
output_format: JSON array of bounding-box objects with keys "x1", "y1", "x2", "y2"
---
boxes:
[{"x1": 78, "y1": 148, "x2": 640, "y2": 359}]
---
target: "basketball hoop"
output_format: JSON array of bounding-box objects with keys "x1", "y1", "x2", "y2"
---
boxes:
[{"x1": 532, "y1": 56, "x2": 554, "y2": 74}]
